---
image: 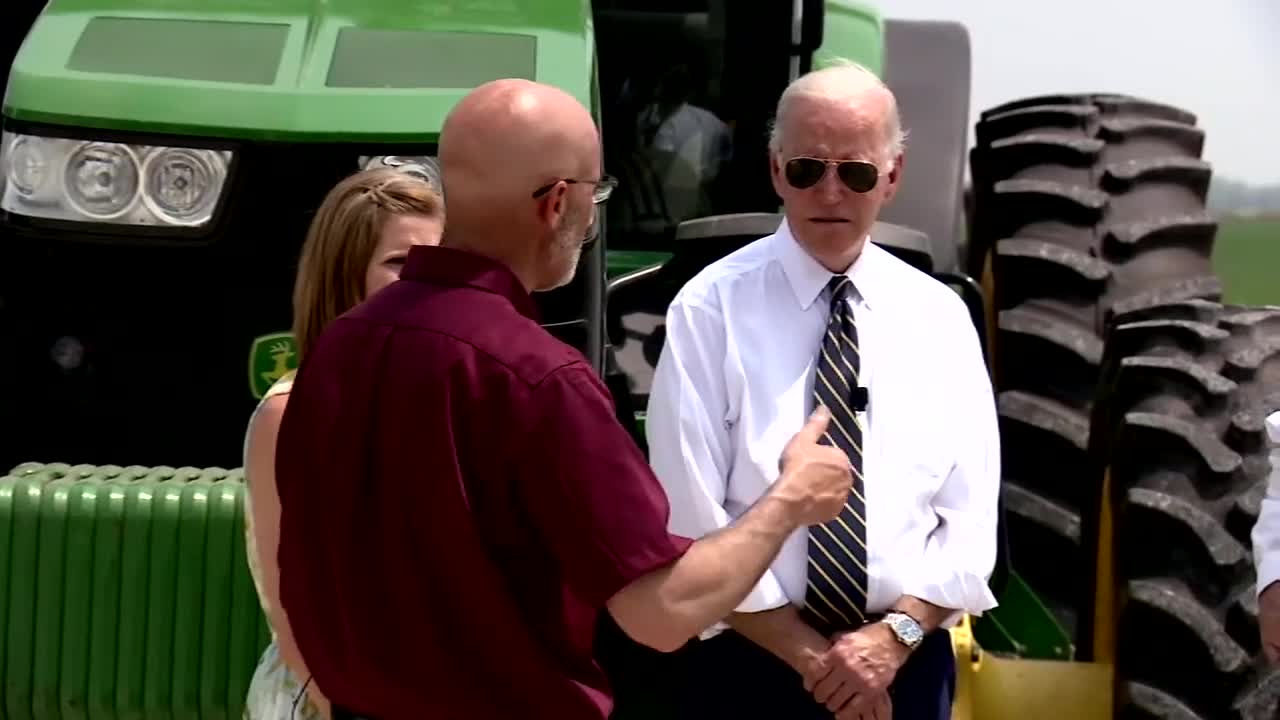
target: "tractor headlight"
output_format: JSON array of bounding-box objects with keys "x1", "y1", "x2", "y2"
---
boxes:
[
  {"x1": 64, "y1": 142, "x2": 141, "y2": 220},
  {"x1": 0, "y1": 130, "x2": 232, "y2": 228},
  {"x1": 141, "y1": 147, "x2": 226, "y2": 225},
  {"x1": 359, "y1": 155, "x2": 442, "y2": 191},
  {"x1": 7, "y1": 135, "x2": 51, "y2": 196}
]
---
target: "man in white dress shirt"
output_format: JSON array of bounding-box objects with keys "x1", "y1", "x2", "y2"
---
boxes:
[
  {"x1": 1251, "y1": 412, "x2": 1280, "y2": 662},
  {"x1": 645, "y1": 60, "x2": 1001, "y2": 720}
]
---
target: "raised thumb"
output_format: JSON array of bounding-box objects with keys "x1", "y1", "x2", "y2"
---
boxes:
[{"x1": 800, "y1": 405, "x2": 831, "y2": 441}]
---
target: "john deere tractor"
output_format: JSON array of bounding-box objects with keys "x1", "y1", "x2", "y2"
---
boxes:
[{"x1": 2, "y1": 1, "x2": 1277, "y2": 718}]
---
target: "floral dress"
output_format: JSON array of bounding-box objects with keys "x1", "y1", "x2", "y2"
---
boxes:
[{"x1": 242, "y1": 372, "x2": 325, "y2": 720}]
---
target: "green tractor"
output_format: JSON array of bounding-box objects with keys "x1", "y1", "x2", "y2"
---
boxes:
[{"x1": 3, "y1": 0, "x2": 1278, "y2": 718}]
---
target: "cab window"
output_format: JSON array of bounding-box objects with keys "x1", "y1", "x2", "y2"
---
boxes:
[{"x1": 595, "y1": 2, "x2": 737, "y2": 250}]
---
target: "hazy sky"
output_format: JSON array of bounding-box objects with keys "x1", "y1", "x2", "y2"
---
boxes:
[{"x1": 881, "y1": 0, "x2": 1279, "y2": 184}]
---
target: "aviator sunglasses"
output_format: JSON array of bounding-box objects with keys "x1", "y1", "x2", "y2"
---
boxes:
[{"x1": 784, "y1": 157, "x2": 880, "y2": 193}]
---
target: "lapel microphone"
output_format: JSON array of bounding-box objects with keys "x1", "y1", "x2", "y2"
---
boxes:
[{"x1": 851, "y1": 386, "x2": 869, "y2": 412}]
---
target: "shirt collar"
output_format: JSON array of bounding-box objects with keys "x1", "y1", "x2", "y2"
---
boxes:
[
  {"x1": 400, "y1": 245, "x2": 540, "y2": 321},
  {"x1": 773, "y1": 217, "x2": 882, "y2": 311}
]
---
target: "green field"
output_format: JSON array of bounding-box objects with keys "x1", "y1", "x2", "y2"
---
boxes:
[{"x1": 1214, "y1": 216, "x2": 1279, "y2": 305}]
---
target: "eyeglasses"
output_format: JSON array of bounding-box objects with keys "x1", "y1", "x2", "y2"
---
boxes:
[
  {"x1": 783, "y1": 157, "x2": 879, "y2": 193},
  {"x1": 532, "y1": 175, "x2": 619, "y2": 205}
]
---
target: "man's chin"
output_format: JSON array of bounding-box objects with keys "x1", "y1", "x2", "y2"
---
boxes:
[{"x1": 800, "y1": 219, "x2": 864, "y2": 245}]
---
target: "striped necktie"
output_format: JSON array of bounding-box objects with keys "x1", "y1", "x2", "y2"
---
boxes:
[{"x1": 803, "y1": 275, "x2": 869, "y2": 633}]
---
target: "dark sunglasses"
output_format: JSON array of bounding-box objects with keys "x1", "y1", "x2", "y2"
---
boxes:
[{"x1": 784, "y1": 157, "x2": 879, "y2": 193}]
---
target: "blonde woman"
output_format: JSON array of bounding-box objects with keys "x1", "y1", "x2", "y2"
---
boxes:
[{"x1": 242, "y1": 167, "x2": 445, "y2": 720}]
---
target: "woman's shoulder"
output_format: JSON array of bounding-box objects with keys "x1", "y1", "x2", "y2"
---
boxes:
[
  {"x1": 243, "y1": 370, "x2": 296, "y2": 456},
  {"x1": 263, "y1": 370, "x2": 296, "y2": 401}
]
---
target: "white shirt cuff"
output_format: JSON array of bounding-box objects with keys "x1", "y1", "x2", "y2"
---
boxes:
[{"x1": 901, "y1": 570, "x2": 999, "y2": 618}]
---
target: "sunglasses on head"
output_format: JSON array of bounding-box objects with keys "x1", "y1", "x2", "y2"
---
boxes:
[{"x1": 784, "y1": 157, "x2": 880, "y2": 193}]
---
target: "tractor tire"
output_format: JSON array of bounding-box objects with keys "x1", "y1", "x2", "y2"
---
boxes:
[
  {"x1": 1100, "y1": 299, "x2": 1280, "y2": 720},
  {"x1": 967, "y1": 94, "x2": 1222, "y2": 638}
]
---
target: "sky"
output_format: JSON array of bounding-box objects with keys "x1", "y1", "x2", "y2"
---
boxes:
[{"x1": 880, "y1": 0, "x2": 1279, "y2": 185}]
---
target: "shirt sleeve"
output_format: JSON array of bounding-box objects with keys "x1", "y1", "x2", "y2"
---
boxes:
[
  {"x1": 1252, "y1": 412, "x2": 1280, "y2": 596},
  {"x1": 899, "y1": 293, "x2": 1001, "y2": 617},
  {"x1": 517, "y1": 362, "x2": 693, "y2": 609},
  {"x1": 644, "y1": 291, "x2": 791, "y2": 614}
]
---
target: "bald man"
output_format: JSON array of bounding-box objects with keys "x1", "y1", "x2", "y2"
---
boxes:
[{"x1": 273, "y1": 78, "x2": 856, "y2": 720}]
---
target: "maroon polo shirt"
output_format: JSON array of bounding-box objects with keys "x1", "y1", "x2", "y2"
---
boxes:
[{"x1": 274, "y1": 245, "x2": 692, "y2": 719}]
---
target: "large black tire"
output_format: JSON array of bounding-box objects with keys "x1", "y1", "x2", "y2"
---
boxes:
[
  {"x1": 968, "y1": 93, "x2": 1222, "y2": 638},
  {"x1": 1098, "y1": 299, "x2": 1280, "y2": 719}
]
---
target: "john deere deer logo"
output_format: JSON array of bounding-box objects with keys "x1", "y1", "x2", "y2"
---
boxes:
[{"x1": 248, "y1": 332, "x2": 298, "y2": 399}]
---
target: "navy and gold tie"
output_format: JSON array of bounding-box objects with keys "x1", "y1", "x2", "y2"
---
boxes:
[{"x1": 803, "y1": 275, "x2": 869, "y2": 633}]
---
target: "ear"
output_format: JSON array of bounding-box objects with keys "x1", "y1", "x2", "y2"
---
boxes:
[
  {"x1": 534, "y1": 181, "x2": 570, "y2": 228},
  {"x1": 883, "y1": 151, "x2": 905, "y2": 203},
  {"x1": 769, "y1": 151, "x2": 787, "y2": 199}
]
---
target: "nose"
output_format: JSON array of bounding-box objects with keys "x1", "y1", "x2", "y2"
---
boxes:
[{"x1": 817, "y1": 165, "x2": 845, "y2": 204}]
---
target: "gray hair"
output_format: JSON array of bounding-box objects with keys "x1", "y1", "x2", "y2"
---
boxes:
[{"x1": 767, "y1": 58, "x2": 908, "y2": 165}]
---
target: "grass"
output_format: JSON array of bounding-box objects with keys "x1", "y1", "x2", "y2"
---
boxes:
[{"x1": 1213, "y1": 216, "x2": 1280, "y2": 306}]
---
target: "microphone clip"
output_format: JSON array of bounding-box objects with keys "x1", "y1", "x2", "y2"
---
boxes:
[{"x1": 851, "y1": 386, "x2": 869, "y2": 412}]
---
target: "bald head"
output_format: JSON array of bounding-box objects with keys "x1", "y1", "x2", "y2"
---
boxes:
[
  {"x1": 437, "y1": 79, "x2": 602, "y2": 291},
  {"x1": 440, "y1": 79, "x2": 600, "y2": 225}
]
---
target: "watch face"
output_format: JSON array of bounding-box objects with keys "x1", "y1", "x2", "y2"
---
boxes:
[{"x1": 892, "y1": 615, "x2": 924, "y2": 644}]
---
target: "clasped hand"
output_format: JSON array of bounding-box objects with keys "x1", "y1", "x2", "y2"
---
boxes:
[{"x1": 801, "y1": 622, "x2": 909, "y2": 719}]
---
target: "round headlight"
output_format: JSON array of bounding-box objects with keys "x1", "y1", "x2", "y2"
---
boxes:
[
  {"x1": 362, "y1": 155, "x2": 442, "y2": 190},
  {"x1": 63, "y1": 142, "x2": 140, "y2": 219},
  {"x1": 141, "y1": 148, "x2": 226, "y2": 225},
  {"x1": 6, "y1": 135, "x2": 52, "y2": 197}
]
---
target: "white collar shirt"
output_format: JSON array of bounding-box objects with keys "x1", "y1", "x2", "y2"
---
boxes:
[
  {"x1": 644, "y1": 218, "x2": 1002, "y2": 638},
  {"x1": 1250, "y1": 412, "x2": 1280, "y2": 595}
]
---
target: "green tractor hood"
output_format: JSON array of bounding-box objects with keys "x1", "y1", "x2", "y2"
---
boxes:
[{"x1": 2, "y1": 0, "x2": 595, "y2": 142}]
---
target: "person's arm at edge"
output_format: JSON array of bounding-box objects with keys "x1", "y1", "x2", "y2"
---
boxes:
[{"x1": 1252, "y1": 413, "x2": 1280, "y2": 598}]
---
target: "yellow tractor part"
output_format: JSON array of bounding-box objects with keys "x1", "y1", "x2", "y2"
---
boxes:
[
  {"x1": 950, "y1": 616, "x2": 1113, "y2": 719},
  {"x1": 948, "y1": 462, "x2": 1120, "y2": 719}
]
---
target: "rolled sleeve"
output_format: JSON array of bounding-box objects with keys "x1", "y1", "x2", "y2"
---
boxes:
[
  {"x1": 646, "y1": 292, "x2": 790, "y2": 615},
  {"x1": 901, "y1": 295, "x2": 1001, "y2": 617},
  {"x1": 1252, "y1": 412, "x2": 1280, "y2": 597},
  {"x1": 900, "y1": 454, "x2": 1001, "y2": 617}
]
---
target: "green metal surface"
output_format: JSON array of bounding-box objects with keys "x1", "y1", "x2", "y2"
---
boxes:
[
  {"x1": 4, "y1": 0, "x2": 594, "y2": 142},
  {"x1": 971, "y1": 571, "x2": 1074, "y2": 661},
  {"x1": 68, "y1": 17, "x2": 290, "y2": 85},
  {"x1": 1, "y1": 463, "x2": 270, "y2": 720},
  {"x1": 816, "y1": 0, "x2": 884, "y2": 75},
  {"x1": 606, "y1": 250, "x2": 670, "y2": 279},
  {"x1": 327, "y1": 28, "x2": 537, "y2": 88}
]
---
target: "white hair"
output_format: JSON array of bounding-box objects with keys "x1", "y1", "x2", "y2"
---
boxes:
[{"x1": 767, "y1": 58, "x2": 908, "y2": 164}]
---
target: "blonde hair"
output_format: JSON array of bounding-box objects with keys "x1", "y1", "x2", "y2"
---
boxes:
[
  {"x1": 291, "y1": 167, "x2": 444, "y2": 358},
  {"x1": 768, "y1": 58, "x2": 908, "y2": 163}
]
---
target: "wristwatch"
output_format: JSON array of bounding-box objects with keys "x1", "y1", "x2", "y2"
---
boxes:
[{"x1": 880, "y1": 611, "x2": 925, "y2": 650}]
